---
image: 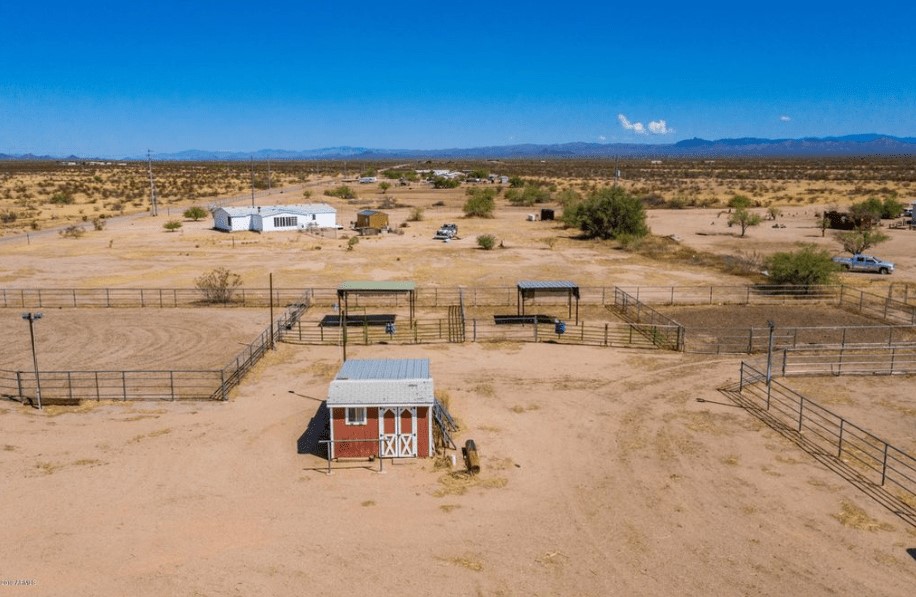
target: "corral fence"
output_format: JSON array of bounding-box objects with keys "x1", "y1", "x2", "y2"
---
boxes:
[
  {"x1": 733, "y1": 362, "x2": 916, "y2": 524},
  {"x1": 777, "y1": 345, "x2": 916, "y2": 376},
  {"x1": 279, "y1": 316, "x2": 679, "y2": 350},
  {"x1": 612, "y1": 285, "x2": 916, "y2": 354},
  {"x1": 2, "y1": 294, "x2": 312, "y2": 404},
  {"x1": 0, "y1": 287, "x2": 311, "y2": 309},
  {"x1": 684, "y1": 324, "x2": 916, "y2": 354}
]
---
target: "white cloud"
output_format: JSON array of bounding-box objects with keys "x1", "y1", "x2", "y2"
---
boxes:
[
  {"x1": 619, "y1": 113, "x2": 673, "y2": 135},
  {"x1": 648, "y1": 119, "x2": 672, "y2": 134},
  {"x1": 780, "y1": 115, "x2": 792, "y2": 122},
  {"x1": 618, "y1": 114, "x2": 646, "y2": 134},
  {"x1": 598, "y1": 135, "x2": 607, "y2": 141}
]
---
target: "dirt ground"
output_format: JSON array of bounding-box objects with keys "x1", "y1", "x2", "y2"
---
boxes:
[{"x1": 2, "y1": 182, "x2": 916, "y2": 595}]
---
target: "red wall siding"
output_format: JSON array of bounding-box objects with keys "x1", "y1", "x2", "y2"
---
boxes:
[{"x1": 332, "y1": 407, "x2": 379, "y2": 458}]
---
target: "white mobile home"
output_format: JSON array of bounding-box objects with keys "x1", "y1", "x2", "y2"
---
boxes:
[{"x1": 212, "y1": 203, "x2": 338, "y2": 233}]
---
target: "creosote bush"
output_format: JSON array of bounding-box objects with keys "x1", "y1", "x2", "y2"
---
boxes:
[
  {"x1": 476, "y1": 234, "x2": 497, "y2": 250},
  {"x1": 195, "y1": 267, "x2": 243, "y2": 303}
]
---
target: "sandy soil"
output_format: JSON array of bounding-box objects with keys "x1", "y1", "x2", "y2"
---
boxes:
[{"x1": 2, "y1": 189, "x2": 916, "y2": 596}]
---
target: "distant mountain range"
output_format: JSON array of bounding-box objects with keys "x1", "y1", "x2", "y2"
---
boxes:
[{"x1": 2, "y1": 134, "x2": 914, "y2": 161}]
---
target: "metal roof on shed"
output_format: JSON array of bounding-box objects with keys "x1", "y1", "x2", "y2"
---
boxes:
[
  {"x1": 517, "y1": 280, "x2": 578, "y2": 290},
  {"x1": 338, "y1": 281, "x2": 416, "y2": 292},
  {"x1": 335, "y1": 358, "x2": 429, "y2": 380},
  {"x1": 327, "y1": 359, "x2": 434, "y2": 407},
  {"x1": 327, "y1": 379, "x2": 434, "y2": 407}
]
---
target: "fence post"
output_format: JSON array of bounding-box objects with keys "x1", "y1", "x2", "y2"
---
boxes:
[
  {"x1": 533, "y1": 321, "x2": 538, "y2": 343},
  {"x1": 122, "y1": 371, "x2": 127, "y2": 401},
  {"x1": 170, "y1": 371, "x2": 175, "y2": 401},
  {"x1": 880, "y1": 443, "x2": 889, "y2": 486},
  {"x1": 797, "y1": 396, "x2": 804, "y2": 432},
  {"x1": 837, "y1": 419, "x2": 844, "y2": 458},
  {"x1": 68, "y1": 371, "x2": 73, "y2": 402},
  {"x1": 95, "y1": 371, "x2": 100, "y2": 401},
  {"x1": 739, "y1": 363, "x2": 744, "y2": 391},
  {"x1": 16, "y1": 371, "x2": 23, "y2": 398},
  {"x1": 473, "y1": 319, "x2": 477, "y2": 342},
  {"x1": 748, "y1": 328, "x2": 754, "y2": 354},
  {"x1": 604, "y1": 323, "x2": 609, "y2": 347},
  {"x1": 220, "y1": 370, "x2": 226, "y2": 401},
  {"x1": 781, "y1": 349, "x2": 788, "y2": 376}
]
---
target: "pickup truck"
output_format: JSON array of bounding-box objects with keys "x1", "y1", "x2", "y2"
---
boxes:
[{"x1": 832, "y1": 254, "x2": 895, "y2": 274}]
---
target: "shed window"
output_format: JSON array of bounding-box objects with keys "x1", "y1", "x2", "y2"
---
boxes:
[{"x1": 345, "y1": 407, "x2": 367, "y2": 425}]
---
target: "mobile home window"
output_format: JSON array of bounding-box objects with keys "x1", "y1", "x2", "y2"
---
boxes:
[
  {"x1": 275, "y1": 216, "x2": 298, "y2": 227},
  {"x1": 345, "y1": 407, "x2": 367, "y2": 425}
]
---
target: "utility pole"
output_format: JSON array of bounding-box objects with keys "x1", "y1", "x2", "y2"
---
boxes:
[
  {"x1": 267, "y1": 159, "x2": 272, "y2": 194},
  {"x1": 22, "y1": 312, "x2": 43, "y2": 410},
  {"x1": 147, "y1": 149, "x2": 159, "y2": 216},
  {"x1": 250, "y1": 157, "x2": 255, "y2": 207}
]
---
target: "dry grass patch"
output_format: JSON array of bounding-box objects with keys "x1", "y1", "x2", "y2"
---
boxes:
[
  {"x1": 439, "y1": 504, "x2": 461, "y2": 513},
  {"x1": 306, "y1": 360, "x2": 341, "y2": 382},
  {"x1": 433, "y1": 470, "x2": 508, "y2": 497},
  {"x1": 439, "y1": 554, "x2": 483, "y2": 572},
  {"x1": 129, "y1": 428, "x2": 172, "y2": 444},
  {"x1": 832, "y1": 501, "x2": 894, "y2": 531}
]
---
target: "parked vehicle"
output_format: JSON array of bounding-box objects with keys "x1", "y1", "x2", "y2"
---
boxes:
[
  {"x1": 832, "y1": 254, "x2": 895, "y2": 274},
  {"x1": 434, "y1": 223, "x2": 458, "y2": 240}
]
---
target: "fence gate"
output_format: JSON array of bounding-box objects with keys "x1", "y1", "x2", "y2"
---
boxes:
[{"x1": 379, "y1": 407, "x2": 417, "y2": 457}]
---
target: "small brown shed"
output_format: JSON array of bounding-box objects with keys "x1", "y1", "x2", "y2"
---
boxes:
[{"x1": 355, "y1": 209, "x2": 389, "y2": 231}]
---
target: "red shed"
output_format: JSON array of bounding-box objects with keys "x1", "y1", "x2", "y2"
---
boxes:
[{"x1": 326, "y1": 358, "x2": 435, "y2": 460}]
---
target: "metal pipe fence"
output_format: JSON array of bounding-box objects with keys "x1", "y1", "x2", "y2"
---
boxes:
[
  {"x1": 685, "y1": 325, "x2": 916, "y2": 354},
  {"x1": 279, "y1": 317, "x2": 679, "y2": 349},
  {"x1": 735, "y1": 361, "x2": 916, "y2": 523},
  {"x1": 0, "y1": 287, "x2": 314, "y2": 309},
  {"x1": 615, "y1": 284, "x2": 841, "y2": 306},
  {"x1": 778, "y1": 345, "x2": 916, "y2": 376}
]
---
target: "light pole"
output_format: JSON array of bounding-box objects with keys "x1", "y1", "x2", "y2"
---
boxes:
[{"x1": 22, "y1": 312, "x2": 43, "y2": 410}]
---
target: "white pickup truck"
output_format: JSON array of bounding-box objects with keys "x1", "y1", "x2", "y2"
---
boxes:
[{"x1": 832, "y1": 254, "x2": 895, "y2": 274}]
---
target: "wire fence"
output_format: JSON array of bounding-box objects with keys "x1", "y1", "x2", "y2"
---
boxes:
[
  {"x1": 0, "y1": 287, "x2": 313, "y2": 309},
  {"x1": 732, "y1": 361, "x2": 916, "y2": 525}
]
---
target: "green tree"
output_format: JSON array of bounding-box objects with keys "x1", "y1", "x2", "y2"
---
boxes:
[
  {"x1": 463, "y1": 187, "x2": 496, "y2": 218},
  {"x1": 183, "y1": 206, "x2": 208, "y2": 221},
  {"x1": 163, "y1": 219, "x2": 183, "y2": 232},
  {"x1": 835, "y1": 228, "x2": 890, "y2": 254},
  {"x1": 476, "y1": 234, "x2": 497, "y2": 250},
  {"x1": 562, "y1": 186, "x2": 648, "y2": 240},
  {"x1": 728, "y1": 207, "x2": 763, "y2": 237},
  {"x1": 555, "y1": 188, "x2": 581, "y2": 208},
  {"x1": 881, "y1": 197, "x2": 904, "y2": 219},
  {"x1": 468, "y1": 168, "x2": 489, "y2": 180},
  {"x1": 196, "y1": 267, "x2": 243, "y2": 303},
  {"x1": 508, "y1": 176, "x2": 525, "y2": 188},
  {"x1": 378, "y1": 181, "x2": 391, "y2": 194},
  {"x1": 849, "y1": 198, "x2": 883, "y2": 227},
  {"x1": 766, "y1": 245, "x2": 839, "y2": 286},
  {"x1": 728, "y1": 195, "x2": 753, "y2": 209}
]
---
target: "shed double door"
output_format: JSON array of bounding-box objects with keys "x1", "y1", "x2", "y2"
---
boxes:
[{"x1": 379, "y1": 407, "x2": 417, "y2": 457}]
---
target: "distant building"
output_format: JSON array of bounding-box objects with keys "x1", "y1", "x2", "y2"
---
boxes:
[
  {"x1": 358, "y1": 176, "x2": 378, "y2": 184},
  {"x1": 355, "y1": 209, "x2": 389, "y2": 232},
  {"x1": 212, "y1": 203, "x2": 337, "y2": 233}
]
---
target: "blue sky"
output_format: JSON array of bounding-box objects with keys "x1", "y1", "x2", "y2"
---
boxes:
[{"x1": 1, "y1": 0, "x2": 913, "y2": 156}]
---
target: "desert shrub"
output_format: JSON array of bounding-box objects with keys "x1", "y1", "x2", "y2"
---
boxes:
[
  {"x1": 431, "y1": 176, "x2": 460, "y2": 189},
  {"x1": 92, "y1": 217, "x2": 106, "y2": 231},
  {"x1": 196, "y1": 267, "x2": 243, "y2": 303},
  {"x1": 476, "y1": 234, "x2": 497, "y2": 250},
  {"x1": 59, "y1": 225, "x2": 85, "y2": 239},
  {"x1": 555, "y1": 188, "x2": 581, "y2": 208},
  {"x1": 508, "y1": 176, "x2": 525, "y2": 188},
  {"x1": 407, "y1": 207, "x2": 424, "y2": 222},
  {"x1": 463, "y1": 188, "x2": 496, "y2": 218},
  {"x1": 347, "y1": 236, "x2": 359, "y2": 250},
  {"x1": 0, "y1": 210, "x2": 17, "y2": 223},
  {"x1": 379, "y1": 181, "x2": 391, "y2": 193},
  {"x1": 183, "y1": 206, "x2": 208, "y2": 221},
  {"x1": 50, "y1": 192, "x2": 74, "y2": 205},
  {"x1": 505, "y1": 184, "x2": 551, "y2": 206},
  {"x1": 163, "y1": 219, "x2": 182, "y2": 232},
  {"x1": 324, "y1": 185, "x2": 356, "y2": 199},
  {"x1": 302, "y1": 190, "x2": 312, "y2": 199},
  {"x1": 562, "y1": 186, "x2": 648, "y2": 240},
  {"x1": 766, "y1": 245, "x2": 838, "y2": 286}
]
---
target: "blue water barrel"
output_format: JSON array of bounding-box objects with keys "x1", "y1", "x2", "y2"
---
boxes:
[{"x1": 555, "y1": 320, "x2": 566, "y2": 335}]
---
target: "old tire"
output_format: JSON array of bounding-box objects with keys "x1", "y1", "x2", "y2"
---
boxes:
[{"x1": 880, "y1": 267, "x2": 889, "y2": 275}]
